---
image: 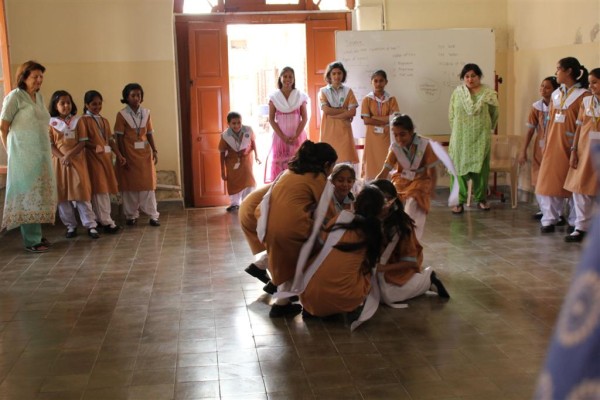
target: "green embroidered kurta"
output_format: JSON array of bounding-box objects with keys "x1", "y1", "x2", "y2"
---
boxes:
[
  {"x1": 448, "y1": 85, "x2": 499, "y2": 176},
  {"x1": 1, "y1": 89, "x2": 56, "y2": 230}
]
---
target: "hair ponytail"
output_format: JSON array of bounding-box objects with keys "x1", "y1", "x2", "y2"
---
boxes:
[
  {"x1": 288, "y1": 141, "x2": 338, "y2": 175},
  {"x1": 558, "y1": 57, "x2": 589, "y2": 88}
]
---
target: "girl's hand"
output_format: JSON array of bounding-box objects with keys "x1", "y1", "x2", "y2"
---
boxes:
[
  {"x1": 118, "y1": 155, "x2": 127, "y2": 166},
  {"x1": 61, "y1": 155, "x2": 71, "y2": 166},
  {"x1": 255, "y1": 158, "x2": 262, "y2": 165},
  {"x1": 570, "y1": 151, "x2": 579, "y2": 169},
  {"x1": 221, "y1": 171, "x2": 227, "y2": 181},
  {"x1": 518, "y1": 150, "x2": 527, "y2": 166},
  {"x1": 152, "y1": 151, "x2": 158, "y2": 165},
  {"x1": 95, "y1": 144, "x2": 104, "y2": 154}
]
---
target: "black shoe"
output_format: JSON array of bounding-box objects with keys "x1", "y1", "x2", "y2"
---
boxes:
[
  {"x1": 149, "y1": 219, "x2": 160, "y2": 227},
  {"x1": 567, "y1": 225, "x2": 576, "y2": 234},
  {"x1": 269, "y1": 303, "x2": 302, "y2": 318},
  {"x1": 225, "y1": 205, "x2": 240, "y2": 212},
  {"x1": 556, "y1": 216, "x2": 567, "y2": 226},
  {"x1": 65, "y1": 229, "x2": 77, "y2": 238},
  {"x1": 289, "y1": 296, "x2": 299, "y2": 303},
  {"x1": 88, "y1": 228, "x2": 100, "y2": 239},
  {"x1": 532, "y1": 211, "x2": 543, "y2": 220},
  {"x1": 430, "y1": 271, "x2": 450, "y2": 298},
  {"x1": 540, "y1": 225, "x2": 555, "y2": 233},
  {"x1": 565, "y1": 230, "x2": 586, "y2": 243},
  {"x1": 126, "y1": 218, "x2": 138, "y2": 226},
  {"x1": 244, "y1": 263, "x2": 270, "y2": 284},
  {"x1": 104, "y1": 225, "x2": 122, "y2": 234},
  {"x1": 302, "y1": 309, "x2": 318, "y2": 319},
  {"x1": 263, "y1": 281, "x2": 277, "y2": 295}
]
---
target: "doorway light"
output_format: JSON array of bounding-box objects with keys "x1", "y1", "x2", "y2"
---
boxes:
[
  {"x1": 265, "y1": 0, "x2": 299, "y2": 4},
  {"x1": 183, "y1": 0, "x2": 215, "y2": 14}
]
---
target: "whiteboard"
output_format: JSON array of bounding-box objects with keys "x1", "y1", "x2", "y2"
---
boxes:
[{"x1": 335, "y1": 29, "x2": 495, "y2": 137}]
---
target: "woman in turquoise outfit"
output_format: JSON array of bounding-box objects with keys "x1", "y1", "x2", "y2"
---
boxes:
[
  {"x1": 448, "y1": 63, "x2": 499, "y2": 214},
  {"x1": 0, "y1": 61, "x2": 56, "y2": 252}
]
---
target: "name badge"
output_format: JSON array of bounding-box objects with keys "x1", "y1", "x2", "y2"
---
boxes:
[
  {"x1": 538, "y1": 139, "x2": 545, "y2": 149},
  {"x1": 400, "y1": 169, "x2": 416, "y2": 180},
  {"x1": 554, "y1": 113, "x2": 566, "y2": 123},
  {"x1": 64, "y1": 130, "x2": 76, "y2": 140},
  {"x1": 134, "y1": 141, "x2": 146, "y2": 150},
  {"x1": 104, "y1": 145, "x2": 112, "y2": 153},
  {"x1": 374, "y1": 126, "x2": 385, "y2": 134}
]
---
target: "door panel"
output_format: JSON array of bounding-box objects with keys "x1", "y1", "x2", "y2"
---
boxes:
[
  {"x1": 305, "y1": 19, "x2": 348, "y2": 142},
  {"x1": 188, "y1": 22, "x2": 230, "y2": 207}
]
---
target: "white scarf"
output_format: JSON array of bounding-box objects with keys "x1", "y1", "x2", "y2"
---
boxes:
[
  {"x1": 221, "y1": 126, "x2": 252, "y2": 152},
  {"x1": 49, "y1": 115, "x2": 81, "y2": 134},
  {"x1": 119, "y1": 107, "x2": 150, "y2": 130},
  {"x1": 269, "y1": 89, "x2": 308, "y2": 113},
  {"x1": 321, "y1": 85, "x2": 351, "y2": 108},
  {"x1": 551, "y1": 85, "x2": 588, "y2": 110}
]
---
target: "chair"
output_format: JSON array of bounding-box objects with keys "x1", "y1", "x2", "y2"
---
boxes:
[{"x1": 489, "y1": 134, "x2": 521, "y2": 208}]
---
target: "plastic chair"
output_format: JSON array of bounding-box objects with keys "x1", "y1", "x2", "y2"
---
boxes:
[{"x1": 489, "y1": 134, "x2": 521, "y2": 208}]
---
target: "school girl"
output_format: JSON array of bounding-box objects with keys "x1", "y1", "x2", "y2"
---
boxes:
[
  {"x1": 257, "y1": 140, "x2": 337, "y2": 317},
  {"x1": 219, "y1": 111, "x2": 260, "y2": 211},
  {"x1": 375, "y1": 114, "x2": 438, "y2": 241},
  {"x1": 563, "y1": 68, "x2": 600, "y2": 242},
  {"x1": 361, "y1": 70, "x2": 399, "y2": 181},
  {"x1": 519, "y1": 77, "x2": 560, "y2": 220},
  {"x1": 300, "y1": 186, "x2": 384, "y2": 318},
  {"x1": 81, "y1": 90, "x2": 125, "y2": 233},
  {"x1": 372, "y1": 179, "x2": 449, "y2": 303},
  {"x1": 114, "y1": 83, "x2": 160, "y2": 226},
  {"x1": 48, "y1": 90, "x2": 99, "y2": 239},
  {"x1": 319, "y1": 61, "x2": 359, "y2": 164},
  {"x1": 536, "y1": 57, "x2": 590, "y2": 233},
  {"x1": 325, "y1": 163, "x2": 356, "y2": 223},
  {"x1": 240, "y1": 184, "x2": 272, "y2": 285}
]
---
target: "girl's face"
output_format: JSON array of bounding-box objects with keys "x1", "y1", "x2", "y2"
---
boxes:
[
  {"x1": 371, "y1": 75, "x2": 387, "y2": 93},
  {"x1": 589, "y1": 74, "x2": 600, "y2": 96},
  {"x1": 332, "y1": 169, "x2": 355, "y2": 199},
  {"x1": 463, "y1": 70, "x2": 481, "y2": 89},
  {"x1": 24, "y1": 69, "x2": 44, "y2": 93},
  {"x1": 280, "y1": 71, "x2": 295, "y2": 90},
  {"x1": 393, "y1": 125, "x2": 414, "y2": 147},
  {"x1": 539, "y1": 80, "x2": 555, "y2": 98},
  {"x1": 56, "y1": 96, "x2": 72, "y2": 118},
  {"x1": 329, "y1": 68, "x2": 344, "y2": 86},
  {"x1": 86, "y1": 96, "x2": 103, "y2": 115},
  {"x1": 127, "y1": 89, "x2": 143, "y2": 109},
  {"x1": 555, "y1": 64, "x2": 571, "y2": 85},
  {"x1": 380, "y1": 193, "x2": 396, "y2": 220}
]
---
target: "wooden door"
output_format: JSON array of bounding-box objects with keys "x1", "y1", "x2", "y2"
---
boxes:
[
  {"x1": 305, "y1": 18, "x2": 348, "y2": 142},
  {"x1": 188, "y1": 21, "x2": 230, "y2": 207}
]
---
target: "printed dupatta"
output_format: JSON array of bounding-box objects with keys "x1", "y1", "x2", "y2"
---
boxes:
[{"x1": 456, "y1": 84, "x2": 498, "y2": 116}]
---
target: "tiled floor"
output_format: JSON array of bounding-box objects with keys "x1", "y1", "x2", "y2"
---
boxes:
[{"x1": 0, "y1": 196, "x2": 582, "y2": 399}]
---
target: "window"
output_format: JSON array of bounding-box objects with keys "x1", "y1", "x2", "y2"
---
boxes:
[{"x1": 0, "y1": 0, "x2": 10, "y2": 174}]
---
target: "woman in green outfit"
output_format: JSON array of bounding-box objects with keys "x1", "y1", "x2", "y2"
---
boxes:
[
  {"x1": 0, "y1": 61, "x2": 57, "y2": 252},
  {"x1": 448, "y1": 63, "x2": 499, "y2": 214}
]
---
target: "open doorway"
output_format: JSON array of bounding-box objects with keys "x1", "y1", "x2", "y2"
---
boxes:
[{"x1": 226, "y1": 23, "x2": 307, "y2": 186}]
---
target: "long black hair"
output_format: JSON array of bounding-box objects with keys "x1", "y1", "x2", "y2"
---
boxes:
[
  {"x1": 371, "y1": 179, "x2": 414, "y2": 241},
  {"x1": 327, "y1": 186, "x2": 384, "y2": 274},
  {"x1": 558, "y1": 57, "x2": 589, "y2": 88},
  {"x1": 288, "y1": 140, "x2": 337, "y2": 175}
]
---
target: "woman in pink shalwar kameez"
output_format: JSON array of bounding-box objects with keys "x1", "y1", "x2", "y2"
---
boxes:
[{"x1": 267, "y1": 66, "x2": 308, "y2": 181}]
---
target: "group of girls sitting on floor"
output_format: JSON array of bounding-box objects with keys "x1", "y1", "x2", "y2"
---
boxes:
[{"x1": 239, "y1": 122, "x2": 449, "y2": 325}]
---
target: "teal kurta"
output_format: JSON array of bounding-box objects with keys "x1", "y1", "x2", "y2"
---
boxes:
[
  {"x1": 1, "y1": 89, "x2": 56, "y2": 230},
  {"x1": 448, "y1": 85, "x2": 499, "y2": 175}
]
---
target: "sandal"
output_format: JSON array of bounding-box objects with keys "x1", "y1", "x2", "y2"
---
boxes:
[
  {"x1": 478, "y1": 201, "x2": 491, "y2": 211},
  {"x1": 41, "y1": 237, "x2": 52, "y2": 247},
  {"x1": 25, "y1": 243, "x2": 49, "y2": 253},
  {"x1": 451, "y1": 204, "x2": 464, "y2": 214}
]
